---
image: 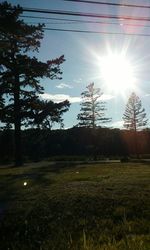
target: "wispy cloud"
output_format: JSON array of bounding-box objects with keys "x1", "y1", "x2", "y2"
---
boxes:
[
  {"x1": 40, "y1": 93, "x2": 114, "y2": 103},
  {"x1": 111, "y1": 120, "x2": 124, "y2": 129},
  {"x1": 145, "y1": 93, "x2": 150, "y2": 97},
  {"x1": 73, "y1": 78, "x2": 82, "y2": 84},
  {"x1": 99, "y1": 94, "x2": 115, "y2": 101},
  {"x1": 56, "y1": 83, "x2": 73, "y2": 89},
  {"x1": 40, "y1": 93, "x2": 81, "y2": 103}
]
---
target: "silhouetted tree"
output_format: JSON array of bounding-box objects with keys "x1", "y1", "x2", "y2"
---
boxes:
[
  {"x1": 0, "y1": 2, "x2": 65, "y2": 166},
  {"x1": 77, "y1": 83, "x2": 111, "y2": 128},
  {"x1": 123, "y1": 92, "x2": 148, "y2": 157},
  {"x1": 33, "y1": 99, "x2": 70, "y2": 129},
  {"x1": 123, "y1": 92, "x2": 148, "y2": 131}
]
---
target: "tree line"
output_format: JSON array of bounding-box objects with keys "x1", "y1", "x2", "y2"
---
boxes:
[
  {"x1": 0, "y1": 127, "x2": 150, "y2": 163},
  {"x1": 0, "y1": 2, "x2": 149, "y2": 165}
]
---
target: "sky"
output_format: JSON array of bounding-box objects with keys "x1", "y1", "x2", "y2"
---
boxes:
[{"x1": 3, "y1": 0, "x2": 150, "y2": 129}]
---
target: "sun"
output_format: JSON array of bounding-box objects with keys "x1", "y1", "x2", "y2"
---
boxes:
[{"x1": 100, "y1": 52, "x2": 136, "y2": 93}]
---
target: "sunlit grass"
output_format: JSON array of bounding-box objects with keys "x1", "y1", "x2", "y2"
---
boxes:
[{"x1": 0, "y1": 162, "x2": 150, "y2": 249}]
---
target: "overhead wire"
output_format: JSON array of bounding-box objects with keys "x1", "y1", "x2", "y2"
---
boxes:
[
  {"x1": 43, "y1": 27, "x2": 150, "y2": 37},
  {"x1": 8, "y1": 6, "x2": 150, "y2": 37},
  {"x1": 11, "y1": 7, "x2": 150, "y2": 22},
  {"x1": 22, "y1": 15, "x2": 150, "y2": 28},
  {"x1": 64, "y1": 0, "x2": 150, "y2": 9}
]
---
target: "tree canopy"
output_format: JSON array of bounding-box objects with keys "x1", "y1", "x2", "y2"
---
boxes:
[
  {"x1": 123, "y1": 92, "x2": 148, "y2": 131},
  {"x1": 77, "y1": 83, "x2": 111, "y2": 128},
  {"x1": 0, "y1": 1, "x2": 69, "y2": 165},
  {"x1": 32, "y1": 99, "x2": 70, "y2": 129}
]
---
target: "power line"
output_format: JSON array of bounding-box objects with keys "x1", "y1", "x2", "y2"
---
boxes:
[
  {"x1": 64, "y1": 0, "x2": 150, "y2": 9},
  {"x1": 22, "y1": 15, "x2": 150, "y2": 28},
  {"x1": 44, "y1": 27, "x2": 150, "y2": 37},
  {"x1": 13, "y1": 7, "x2": 150, "y2": 22},
  {"x1": 21, "y1": 15, "x2": 87, "y2": 23}
]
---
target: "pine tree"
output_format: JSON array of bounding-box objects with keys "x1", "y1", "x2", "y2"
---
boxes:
[
  {"x1": 77, "y1": 83, "x2": 111, "y2": 128},
  {"x1": 0, "y1": 2, "x2": 66, "y2": 165},
  {"x1": 123, "y1": 92, "x2": 148, "y2": 157},
  {"x1": 123, "y1": 92, "x2": 148, "y2": 132}
]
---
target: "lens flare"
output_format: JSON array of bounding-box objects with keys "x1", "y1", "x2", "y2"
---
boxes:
[{"x1": 99, "y1": 52, "x2": 136, "y2": 94}]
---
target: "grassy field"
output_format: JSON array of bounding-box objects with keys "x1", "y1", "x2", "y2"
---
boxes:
[{"x1": 0, "y1": 161, "x2": 150, "y2": 250}]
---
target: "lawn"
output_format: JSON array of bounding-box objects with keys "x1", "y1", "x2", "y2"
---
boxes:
[{"x1": 0, "y1": 161, "x2": 150, "y2": 250}]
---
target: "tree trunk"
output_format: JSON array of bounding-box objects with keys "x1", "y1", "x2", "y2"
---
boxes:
[
  {"x1": 14, "y1": 75, "x2": 22, "y2": 166},
  {"x1": 133, "y1": 111, "x2": 139, "y2": 158},
  {"x1": 134, "y1": 130, "x2": 139, "y2": 158}
]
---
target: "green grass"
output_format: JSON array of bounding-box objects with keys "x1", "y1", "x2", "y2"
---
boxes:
[{"x1": 0, "y1": 161, "x2": 150, "y2": 249}]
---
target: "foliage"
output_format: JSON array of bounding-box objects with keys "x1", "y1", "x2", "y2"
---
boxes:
[
  {"x1": 32, "y1": 99, "x2": 70, "y2": 129},
  {"x1": 0, "y1": 2, "x2": 67, "y2": 165},
  {"x1": 77, "y1": 83, "x2": 111, "y2": 128},
  {"x1": 123, "y1": 92, "x2": 148, "y2": 131},
  {"x1": 1, "y1": 128, "x2": 150, "y2": 163}
]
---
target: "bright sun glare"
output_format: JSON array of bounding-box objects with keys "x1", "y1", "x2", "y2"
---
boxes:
[{"x1": 100, "y1": 53, "x2": 136, "y2": 93}]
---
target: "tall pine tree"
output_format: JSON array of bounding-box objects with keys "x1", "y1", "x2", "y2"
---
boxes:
[
  {"x1": 123, "y1": 92, "x2": 148, "y2": 157},
  {"x1": 123, "y1": 92, "x2": 148, "y2": 132},
  {"x1": 0, "y1": 2, "x2": 66, "y2": 165},
  {"x1": 77, "y1": 83, "x2": 111, "y2": 128}
]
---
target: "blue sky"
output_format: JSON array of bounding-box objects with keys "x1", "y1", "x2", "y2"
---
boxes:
[{"x1": 4, "y1": 0, "x2": 150, "y2": 128}]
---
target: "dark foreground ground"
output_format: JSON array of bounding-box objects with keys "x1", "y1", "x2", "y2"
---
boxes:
[{"x1": 0, "y1": 161, "x2": 150, "y2": 250}]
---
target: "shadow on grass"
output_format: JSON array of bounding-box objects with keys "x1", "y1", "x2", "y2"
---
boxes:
[{"x1": 0, "y1": 162, "x2": 150, "y2": 249}]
